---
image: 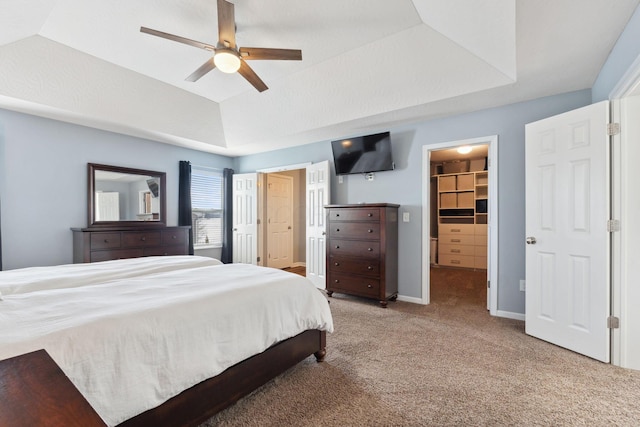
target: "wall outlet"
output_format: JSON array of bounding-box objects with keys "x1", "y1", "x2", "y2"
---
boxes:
[
  {"x1": 519, "y1": 279, "x2": 526, "y2": 292},
  {"x1": 338, "y1": 175, "x2": 343, "y2": 184}
]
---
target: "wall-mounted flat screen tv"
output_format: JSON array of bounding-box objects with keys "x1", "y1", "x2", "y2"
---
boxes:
[{"x1": 331, "y1": 131, "x2": 394, "y2": 175}]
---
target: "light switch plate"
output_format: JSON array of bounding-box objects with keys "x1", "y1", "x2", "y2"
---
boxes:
[{"x1": 402, "y1": 212, "x2": 410, "y2": 222}]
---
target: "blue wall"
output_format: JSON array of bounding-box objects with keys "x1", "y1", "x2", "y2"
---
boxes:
[
  {"x1": 0, "y1": 109, "x2": 232, "y2": 269},
  {"x1": 235, "y1": 90, "x2": 593, "y2": 315},
  {"x1": 592, "y1": 5, "x2": 640, "y2": 101}
]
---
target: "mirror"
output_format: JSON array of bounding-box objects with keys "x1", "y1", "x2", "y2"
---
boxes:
[{"x1": 88, "y1": 163, "x2": 167, "y2": 228}]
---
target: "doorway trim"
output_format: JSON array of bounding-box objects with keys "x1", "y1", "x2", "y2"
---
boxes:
[
  {"x1": 421, "y1": 135, "x2": 499, "y2": 315},
  {"x1": 608, "y1": 52, "x2": 640, "y2": 369}
]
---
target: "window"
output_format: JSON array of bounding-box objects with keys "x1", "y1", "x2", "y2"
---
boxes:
[{"x1": 191, "y1": 167, "x2": 223, "y2": 247}]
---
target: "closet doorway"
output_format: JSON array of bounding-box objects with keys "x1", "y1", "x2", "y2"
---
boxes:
[
  {"x1": 421, "y1": 136, "x2": 498, "y2": 314},
  {"x1": 258, "y1": 168, "x2": 307, "y2": 271}
]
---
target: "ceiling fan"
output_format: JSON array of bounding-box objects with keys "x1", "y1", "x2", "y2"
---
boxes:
[{"x1": 140, "y1": 0, "x2": 302, "y2": 92}]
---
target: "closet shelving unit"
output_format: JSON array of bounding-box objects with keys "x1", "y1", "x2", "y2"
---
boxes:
[{"x1": 435, "y1": 170, "x2": 488, "y2": 269}]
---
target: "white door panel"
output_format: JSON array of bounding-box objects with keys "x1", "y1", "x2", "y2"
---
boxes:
[
  {"x1": 232, "y1": 173, "x2": 258, "y2": 264},
  {"x1": 306, "y1": 161, "x2": 330, "y2": 289},
  {"x1": 266, "y1": 174, "x2": 293, "y2": 268},
  {"x1": 525, "y1": 101, "x2": 610, "y2": 362}
]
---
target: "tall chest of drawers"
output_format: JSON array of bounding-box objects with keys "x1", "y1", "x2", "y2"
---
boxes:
[
  {"x1": 71, "y1": 226, "x2": 190, "y2": 263},
  {"x1": 325, "y1": 204, "x2": 399, "y2": 307}
]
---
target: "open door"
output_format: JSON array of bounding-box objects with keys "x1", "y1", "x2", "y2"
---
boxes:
[
  {"x1": 305, "y1": 161, "x2": 330, "y2": 289},
  {"x1": 525, "y1": 101, "x2": 610, "y2": 362},
  {"x1": 232, "y1": 173, "x2": 258, "y2": 264}
]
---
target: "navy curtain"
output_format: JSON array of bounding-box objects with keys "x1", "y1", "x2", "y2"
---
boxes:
[
  {"x1": 220, "y1": 168, "x2": 234, "y2": 263},
  {"x1": 178, "y1": 161, "x2": 194, "y2": 255}
]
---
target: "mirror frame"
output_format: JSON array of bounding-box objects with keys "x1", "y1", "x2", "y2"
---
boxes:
[{"x1": 88, "y1": 163, "x2": 167, "y2": 228}]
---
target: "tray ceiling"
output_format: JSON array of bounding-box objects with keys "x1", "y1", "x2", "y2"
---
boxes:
[{"x1": 0, "y1": 0, "x2": 638, "y2": 156}]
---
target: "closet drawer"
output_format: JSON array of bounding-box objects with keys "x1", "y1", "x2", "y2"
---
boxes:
[
  {"x1": 474, "y1": 234, "x2": 487, "y2": 246},
  {"x1": 474, "y1": 245, "x2": 487, "y2": 257},
  {"x1": 439, "y1": 254, "x2": 475, "y2": 268},
  {"x1": 439, "y1": 224, "x2": 475, "y2": 235},
  {"x1": 329, "y1": 222, "x2": 380, "y2": 240},
  {"x1": 439, "y1": 234, "x2": 474, "y2": 246},
  {"x1": 439, "y1": 244, "x2": 475, "y2": 256}
]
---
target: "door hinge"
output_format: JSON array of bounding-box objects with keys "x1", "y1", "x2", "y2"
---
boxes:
[
  {"x1": 257, "y1": 256, "x2": 261, "y2": 262},
  {"x1": 257, "y1": 219, "x2": 261, "y2": 225},
  {"x1": 487, "y1": 280, "x2": 490, "y2": 289},
  {"x1": 607, "y1": 123, "x2": 620, "y2": 136},
  {"x1": 607, "y1": 316, "x2": 620, "y2": 329},
  {"x1": 607, "y1": 219, "x2": 620, "y2": 232}
]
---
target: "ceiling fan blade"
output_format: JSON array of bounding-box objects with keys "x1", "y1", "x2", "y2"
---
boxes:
[
  {"x1": 239, "y1": 47, "x2": 302, "y2": 61},
  {"x1": 140, "y1": 27, "x2": 214, "y2": 51},
  {"x1": 238, "y1": 60, "x2": 268, "y2": 92},
  {"x1": 185, "y1": 58, "x2": 216, "y2": 82},
  {"x1": 217, "y1": 0, "x2": 236, "y2": 49}
]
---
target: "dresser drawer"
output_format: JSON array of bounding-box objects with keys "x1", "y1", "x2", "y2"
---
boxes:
[
  {"x1": 122, "y1": 231, "x2": 161, "y2": 247},
  {"x1": 90, "y1": 233, "x2": 121, "y2": 250},
  {"x1": 329, "y1": 256, "x2": 380, "y2": 275},
  {"x1": 439, "y1": 243, "x2": 475, "y2": 256},
  {"x1": 328, "y1": 273, "x2": 380, "y2": 298},
  {"x1": 329, "y1": 209, "x2": 380, "y2": 222},
  {"x1": 161, "y1": 229, "x2": 187, "y2": 246},
  {"x1": 144, "y1": 245, "x2": 187, "y2": 257},
  {"x1": 439, "y1": 224, "x2": 475, "y2": 235},
  {"x1": 439, "y1": 254, "x2": 475, "y2": 268},
  {"x1": 329, "y1": 239, "x2": 380, "y2": 258},
  {"x1": 90, "y1": 249, "x2": 144, "y2": 262},
  {"x1": 439, "y1": 234, "x2": 475, "y2": 245},
  {"x1": 329, "y1": 222, "x2": 380, "y2": 240}
]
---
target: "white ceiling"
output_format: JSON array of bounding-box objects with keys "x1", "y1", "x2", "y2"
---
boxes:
[{"x1": 0, "y1": 1, "x2": 638, "y2": 156}]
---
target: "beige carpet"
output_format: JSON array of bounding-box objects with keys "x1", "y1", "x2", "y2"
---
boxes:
[{"x1": 202, "y1": 267, "x2": 640, "y2": 426}]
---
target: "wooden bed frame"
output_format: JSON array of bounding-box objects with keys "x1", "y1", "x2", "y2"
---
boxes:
[
  {"x1": 0, "y1": 330, "x2": 325, "y2": 427},
  {"x1": 119, "y1": 329, "x2": 326, "y2": 427}
]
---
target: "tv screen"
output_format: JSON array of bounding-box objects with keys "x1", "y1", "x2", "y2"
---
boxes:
[{"x1": 331, "y1": 132, "x2": 394, "y2": 175}]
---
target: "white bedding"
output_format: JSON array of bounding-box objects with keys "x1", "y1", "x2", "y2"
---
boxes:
[{"x1": 0, "y1": 256, "x2": 333, "y2": 426}]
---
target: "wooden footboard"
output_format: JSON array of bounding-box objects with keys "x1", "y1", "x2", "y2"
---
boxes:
[{"x1": 119, "y1": 329, "x2": 327, "y2": 427}]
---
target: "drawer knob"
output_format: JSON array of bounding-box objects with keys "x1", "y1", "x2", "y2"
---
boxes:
[
  {"x1": 172, "y1": 235, "x2": 177, "y2": 239},
  {"x1": 451, "y1": 228, "x2": 461, "y2": 232},
  {"x1": 336, "y1": 228, "x2": 340, "y2": 232},
  {"x1": 335, "y1": 245, "x2": 340, "y2": 249},
  {"x1": 367, "y1": 213, "x2": 373, "y2": 217},
  {"x1": 367, "y1": 284, "x2": 373, "y2": 289},
  {"x1": 367, "y1": 266, "x2": 373, "y2": 270},
  {"x1": 334, "y1": 279, "x2": 340, "y2": 283},
  {"x1": 336, "y1": 214, "x2": 340, "y2": 217},
  {"x1": 103, "y1": 239, "x2": 109, "y2": 243},
  {"x1": 164, "y1": 253, "x2": 168, "y2": 256},
  {"x1": 451, "y1": 239, "x2": 461, "y2": 243},
  {"x1": 367, "y1": 247, "x2": 373, "y2": 251},
  {"x1": 451, "y1": 249, "x2": 460, "y2": 253},
  {"x1": 141, "y1": 237, "x2": 146, "y2": 241},
  {"x1": 452, "y1": 260, "x2": 461, "y2": 264},
  {"x1": 334, "y1": 262, "x2": 339, "y2": 266},
  {"x1": 367, "y1": 229, "x2": 373, "y2": 233}
]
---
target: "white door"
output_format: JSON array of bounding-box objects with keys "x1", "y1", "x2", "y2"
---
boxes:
[
  {"x1": 266, "y1": 174, "x2": 293, "y2": 268},
  {"x1": 232, "y1": 173, "x2": 258, "y2": 264},
  {"x1": 525, "y1": 101, "x2": 610, "y2": 362},
  {"x1": 306, "y1": 161, "x2": 330, "y2": 289}
]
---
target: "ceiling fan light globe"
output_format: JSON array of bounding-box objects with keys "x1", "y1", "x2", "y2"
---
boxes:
[{"x1": 214, "y1": 50, "x2": 241, "y2": 73}]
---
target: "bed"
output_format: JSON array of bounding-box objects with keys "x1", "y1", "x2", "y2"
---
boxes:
[{"x1": 0, "y1": 256, "x2": 333, "y2": 426}]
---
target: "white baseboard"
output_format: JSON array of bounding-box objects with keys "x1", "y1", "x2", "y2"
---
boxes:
[
  {"x1": 495, "y1": 310, "x2": 525, "y2": 321},
  {"x1": 292, "y1": 262, "x2": 306, "y2": 267},
  {"x1": 396, "y1": 294, "x2": 425, "y2": 305}
]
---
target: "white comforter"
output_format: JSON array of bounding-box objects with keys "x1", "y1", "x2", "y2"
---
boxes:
[{"x1": 0, "y1": 256, "x2": 333, "y2": 426}]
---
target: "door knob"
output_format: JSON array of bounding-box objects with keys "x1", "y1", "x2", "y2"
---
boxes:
[{"x1": 526, "y1": 236, "x2": 537, "y2": 245}]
